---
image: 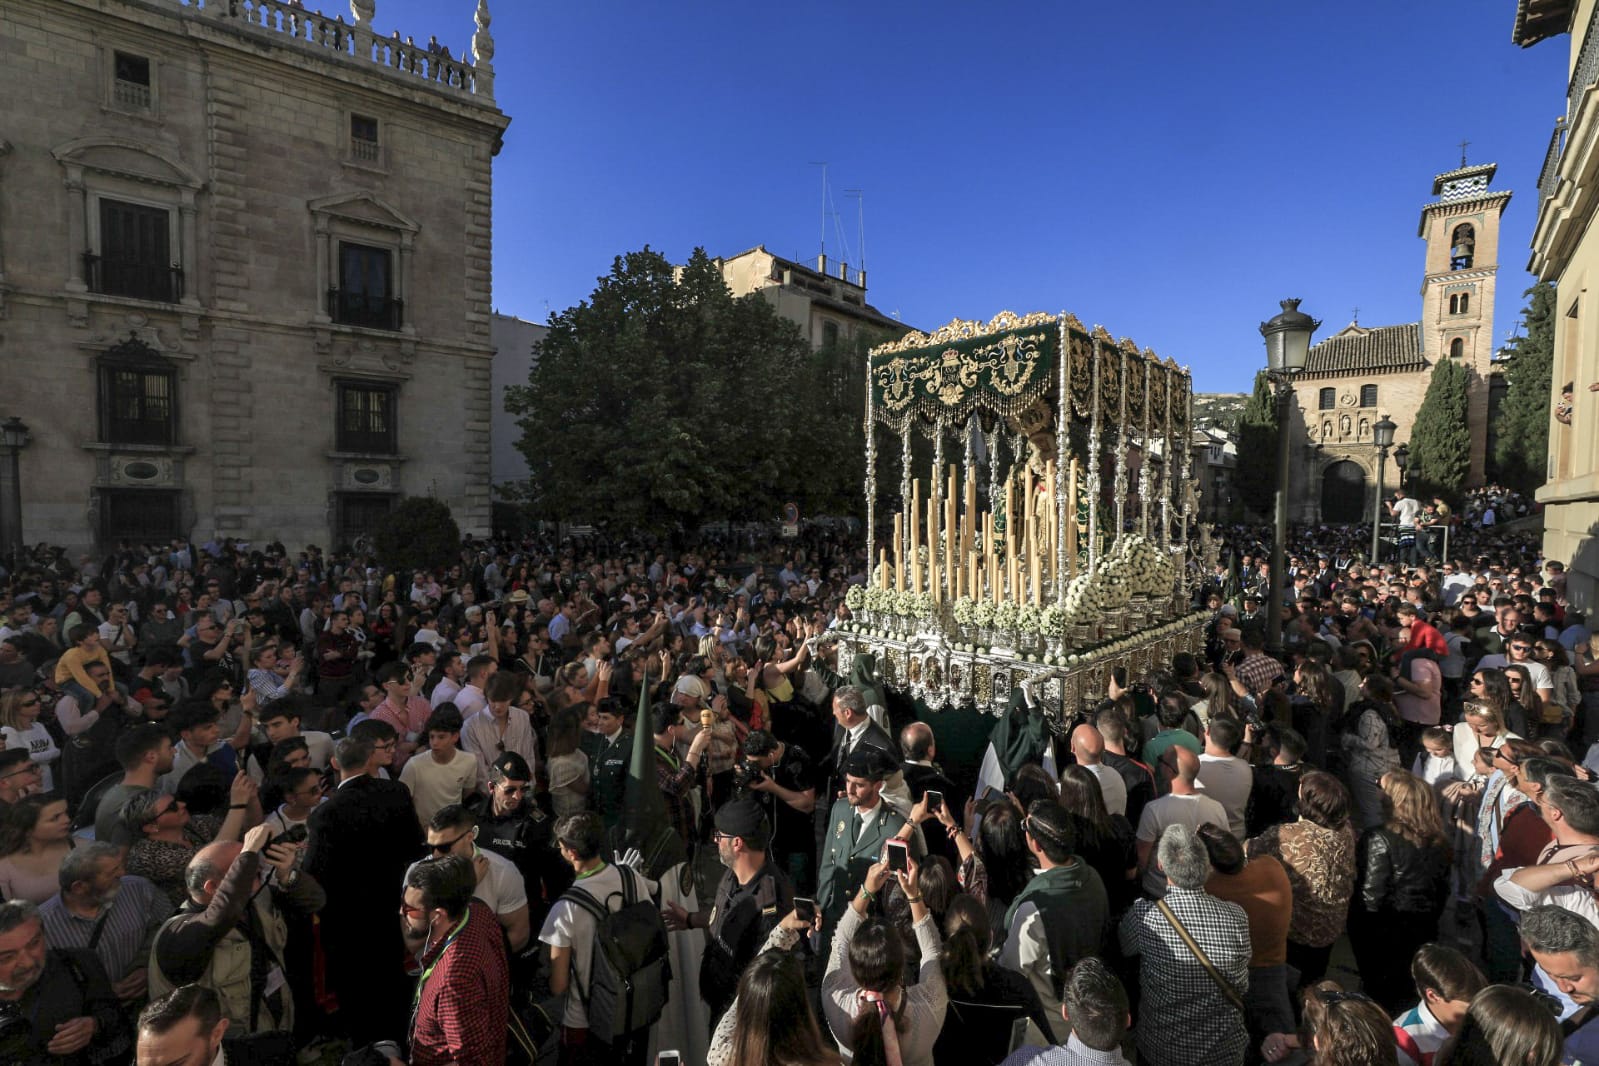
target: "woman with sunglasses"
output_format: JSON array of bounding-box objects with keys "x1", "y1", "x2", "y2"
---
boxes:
[
  {"x1": 1504, "y1": 666, "x2": 1548, "y2": 740},
  {"x1": 0, "y1": 687, "x2": 61, "y2": 793},
  {"x1": 1535, "y1": 640, "x2": 1580, "y2": 740}
]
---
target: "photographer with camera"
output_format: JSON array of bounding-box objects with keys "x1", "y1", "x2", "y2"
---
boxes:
[
  {"x1": 737, "y1": 730, "x2": 819, "y2": 894},
  {"x1": 662, "y1": 798, "x2": 794, "y2": 1028}
]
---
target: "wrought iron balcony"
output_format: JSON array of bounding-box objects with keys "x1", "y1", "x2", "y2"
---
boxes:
[
  {"x1": 84, "y1": 253, "x2": 184, "y2": 303},
  {"x1": 328, "y1": 288, "x2": 404, "y2": 331}
]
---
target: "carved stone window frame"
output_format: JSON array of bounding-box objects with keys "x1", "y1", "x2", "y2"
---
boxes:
[{"x1": 308, "y1": 192, "x2": 418, "y2": 336}]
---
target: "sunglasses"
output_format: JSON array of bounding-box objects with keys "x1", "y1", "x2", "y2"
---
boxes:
[
  {"x1": 1314, "y1": 988, "x2": 1375, "y2": 1008},
  {"x1": 427, "y1": 828, "x2": 474, "y2": 854}
]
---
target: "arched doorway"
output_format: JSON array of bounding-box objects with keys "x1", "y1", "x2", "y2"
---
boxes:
[{"x1": 1321, "y1": 461, "x2": 1367, "y2": 523}]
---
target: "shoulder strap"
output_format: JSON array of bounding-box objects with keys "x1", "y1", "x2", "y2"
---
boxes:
[
  {"x1": 1392, "y1": 1023, "x2": 1425, "y2": 1066},
  {"x1": 1155, "y1": 899, "x2": 1245, "y2": 1013}
]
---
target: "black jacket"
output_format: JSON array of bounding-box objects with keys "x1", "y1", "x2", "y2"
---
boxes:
[{"x1": 1356, "y1": 827, "x2": 1451, "y2": 915}]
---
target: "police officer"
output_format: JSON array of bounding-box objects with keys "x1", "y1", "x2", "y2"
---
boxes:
[
  {"x1": 816, "y1": 747, "x2": 913, "y2": 936},
  {"x1": 468, "y1": 753, "x2": 565, "y2": 923},
  {"x1": 661, "y1": 797, "x2": 793, "y2": 1026},
  {"x1": 581, "y1": 698, "x2": 631, "y2": 830}
]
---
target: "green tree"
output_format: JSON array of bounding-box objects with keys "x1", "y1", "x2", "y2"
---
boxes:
[
  {"x1": 1405, "y1": 356, "x2": 1472, "y2": 502},
  {"x1": 372, "y1": 496, "x2": 460, "y2": 574},
  {"x1": 1494, "y1": 281, "x2": 1556, "y2": 494},
  {"x1": 503, "y1": 247, "x2": 824, "y2": 532},
  {"x1": 1233, "y1": 370, "x2": 1279, "y2": 519}
]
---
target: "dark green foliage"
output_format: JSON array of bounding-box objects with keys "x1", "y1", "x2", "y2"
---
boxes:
[
  {"x1": 1233, "y1": 371, "x2": 1279, "y2": 519},
  {"x1": 1494, "y1": 282, "x2": 1556, "y2": 494},
  {"x1": 1405, "y1": 356, "x2": 1472, "y2": 501},
  {"x1": 372, "y1": 497, "x2": 460, "y2": 575},
  {"x1": 503, "y1": 246, "x2": 883, "y2": 532}
]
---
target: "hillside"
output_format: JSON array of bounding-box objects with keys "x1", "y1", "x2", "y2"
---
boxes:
[{"x1": 1193, "y1": 392, "x2": 1249, "y2": 430}]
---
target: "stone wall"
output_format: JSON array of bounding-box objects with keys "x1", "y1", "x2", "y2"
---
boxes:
[{"x1": 0, "y1": 0, "x2": 510, "y2": 552}]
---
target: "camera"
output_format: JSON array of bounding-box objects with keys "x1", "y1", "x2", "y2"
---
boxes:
[
  {"x1": 732, "y1": 761, "x2": 766, "y2": 790},
  {"x1": 271, "y1": 824, "x2": 309, "y2": 848}
]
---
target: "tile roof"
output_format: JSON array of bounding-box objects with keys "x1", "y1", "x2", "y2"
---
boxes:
[
  {"x1": 1304, "y1": 322, "x2": 1427, "y2": 375},
  {"x1": 1513, "y1": 0, "x2": 1575, "y2": 46}
]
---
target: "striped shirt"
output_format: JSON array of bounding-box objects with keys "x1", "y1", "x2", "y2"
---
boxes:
[{"x1": 39, "y1": 875, "x2": 173, "y2": 982}]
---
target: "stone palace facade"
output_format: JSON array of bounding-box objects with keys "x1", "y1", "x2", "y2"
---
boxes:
[{"x1": 0, "y1": 0, "x2": 511, "y2": 552}]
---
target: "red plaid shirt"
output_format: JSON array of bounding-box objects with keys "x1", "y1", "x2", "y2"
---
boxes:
[
  {"x1": 410, "y1": 899, "x2": 509, "y2": 1066},
  {"x1": 1236, "y1": 651, "x2": 1284, "y2": 697}
]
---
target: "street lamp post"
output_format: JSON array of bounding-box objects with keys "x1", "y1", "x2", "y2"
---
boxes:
[
  {"x1": 1370, "y1": 415, "x2": 1397, "y2": 565},
  {"x1": 1, "y1": 416, "x2": 29, "y2": 558},
  {"x1": 1259, "y1": 299, "x2": 1319, "y2": 657}
]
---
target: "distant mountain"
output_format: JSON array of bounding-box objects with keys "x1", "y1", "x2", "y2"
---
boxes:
[{"x1": 1194, "y1": 392, "x2": 1249, "y2": 430}]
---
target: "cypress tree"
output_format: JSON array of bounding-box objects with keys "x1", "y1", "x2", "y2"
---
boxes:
[
  {"x1": 1494, "y1": 282, "x2": 1556, "y2": 494},
  {"x1": 1405, "y1": 356, "x2": 1472, "y2": 502},
  {"x1": 1234, "y1": 370, "x2": 1279, "y2": 520}
]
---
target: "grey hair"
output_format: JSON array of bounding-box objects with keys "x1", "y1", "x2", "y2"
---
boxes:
[
  {"x1": 58, "y1": 841, "x2": 121, "y2": 894},
  {"x1": 1157, "y1": 822, "x2": 1212, "y2": 890},
  {"x1": 1521, "y1": 904, "x2": 1599, "y2": 969},
  {"x1": 0, "y1": 899, "x2": 38, "y2": 937},
  {"x1": 1545, "y1": 777, "x2": 1599, "y2": 836},
  {"x1": 120, "y1": 789, "x2": 170, "y2": 835},
  {"x1": 833, "y1": 685, "x2": 866, "y2": 716}
]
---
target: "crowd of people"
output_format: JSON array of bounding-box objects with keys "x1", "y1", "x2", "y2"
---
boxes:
[{"x1": 0, "y1": 516, "x2": 1591, "y2": 1066}]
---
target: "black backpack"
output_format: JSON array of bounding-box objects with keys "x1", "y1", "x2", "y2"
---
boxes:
[{"x1": 558, "y1": 871, "x2": 671, "y2": 1043}]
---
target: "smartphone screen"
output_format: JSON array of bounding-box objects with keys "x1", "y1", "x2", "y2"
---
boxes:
[
  {"x1": 885, "y1": 840, "x2": 909, "y2": 873},
  {"x1": 793, "y1": 897, "x2": 816, "y2": 922},
  {"x1": 656, "y1": 1053, "x2": 682, "y2": 1066},
  {"x1": 925, "y1": 790, "x2": 943, "y2": 813}
]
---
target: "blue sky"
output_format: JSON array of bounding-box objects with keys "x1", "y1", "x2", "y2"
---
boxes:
[{"x1": 385, "y1": 0, "x2": 1569, "y2": 392}]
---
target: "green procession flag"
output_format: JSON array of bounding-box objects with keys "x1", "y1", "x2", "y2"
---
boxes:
[{"x1": 611, "y1": 670, "x2": 688, "y2": 879}]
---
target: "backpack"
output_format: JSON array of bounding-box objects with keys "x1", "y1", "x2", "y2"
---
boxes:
[{"x1": 558, "y1": 870, "x2": 672, "y2": 1043}]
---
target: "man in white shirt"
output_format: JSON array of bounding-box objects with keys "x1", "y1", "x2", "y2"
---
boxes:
[
  {"x1": 1195, "y1": 717, "x2": 1253, "y2": 841},
  {"x1": 399, "y1": 706, "x2": 484, "y2": 824},
  {"x1": 412, "y1": 803, "x2": 530, "y2": 953},
  {"x1": 1070, "y1": 723, "x2": 1126, "y2": 818},
  {"x1": 539, "y1": 811, "x2": 656, "y2": 1058},
  {"x1": 429, "y1": 650, "x2": 466, "y2": 708},
  {"x1": 1134, "y1": 748, "x2": 1227, "y2": 898},
  {"x1": 451, "y1": 655, "x2": 495, "y2": 719},
  {"x1": 97, "y1": 603, "x2": 138, "y2": 667}
]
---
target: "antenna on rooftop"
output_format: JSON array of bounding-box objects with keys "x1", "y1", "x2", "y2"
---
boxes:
[
  {"x1": 845, "y1": 188, "x2": 865, "y2": 274},
  {"x1": 809, "y1": 162, "x2": 828, "y2": 264}
]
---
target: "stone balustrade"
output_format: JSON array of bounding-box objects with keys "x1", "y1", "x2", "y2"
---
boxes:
[{"x1": 171, "y1": 0, "x2": 495, "y2": 102}]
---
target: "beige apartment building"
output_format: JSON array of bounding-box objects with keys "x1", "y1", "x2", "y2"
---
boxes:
[
  {"x1": 0, "y1": 0, "x2": 510, "y2": 552},
  {"x1": 1518, "y1": 0, "x2": 1599, "y2": 605},
  {"x1": 714, "y1": 246, "x2": 905, "y2": 349},
  {"x1": 1282, "y1": 163, "x2": 1508, "y2": 523}
]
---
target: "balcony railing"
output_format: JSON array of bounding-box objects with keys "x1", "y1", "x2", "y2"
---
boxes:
[
  {"x1": 328, "y1": 288, "x2": 403, "y2": 330},
  {"x1": 113, "y1": 78, "x2": 152, "y2": 109},
  {"x1": 84, "y1": 254, "x2": 184, "y2": 303},
  {"x1": 350, "y1": 137, "x2": 380, "y2": 163},
  {"x1": 1539, "y1": 117, "x2": 1569, "y2": 205}
]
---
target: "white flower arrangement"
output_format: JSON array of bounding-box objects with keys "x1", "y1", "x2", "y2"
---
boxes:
[
  {"x1": 952, "y1": 596, "x2": 979, "y2": 626},
  {"x1": 1042, "y1": 602, "x2": 1070, "y2": 635},
  {"x1": 864, "y1": 587, "x2": 892, "y2": 613},
  {"x1": 1101, "y1": 534, "x2": 1174, "y2": 598},
  {"x1": 972, "y1": 598, "x2": 997, "y2": 628},
  {"x1": 911, "y1": 591, "x2": 937, "y2": 620},
  {"x1": 1016, "y1": 602, "x2": 1044, "y2": 635},
  {"x1": 845, "y1": 585, "x2": 866, "y2": 610},
  {"x1": 892, "y1": 588, "x2": 920, "y2": 616},
  {"x1": 992, "y1": 599, "x2": 1019, "y2": 632},
  {"x1": 1061, "y1": 572, "x2": 1101, "y2": 624}
]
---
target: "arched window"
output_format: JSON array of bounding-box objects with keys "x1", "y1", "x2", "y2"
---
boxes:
[
  {"x1": 1460, "y1": 292, "x2": 1470, "y2": 314},
  {"x1": 1449, "y1": 292, "x2": 1472, "y2": 315},
  {"x1": 1318, "y1": 387, "x2": 1335, "y2": 410},
  {"x1": 1450, "y1": 223, "x2": 1475, "y2": 271},
  {"x1": 1449, "y1": 338, "x2": 1464, "y2": 359}
]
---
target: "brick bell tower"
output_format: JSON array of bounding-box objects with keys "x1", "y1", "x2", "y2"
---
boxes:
[{"x1": 1418, "y1": 161, "x2": 1510, "y2": 486}]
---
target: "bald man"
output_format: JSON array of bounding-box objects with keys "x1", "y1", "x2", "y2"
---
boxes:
[
  {"x1": 900, "y1": 721, "x2": 957, "y2": 860},
  {"x1": 146, "y1": 824, "x2": 326, "y2": 1034},
  {"x1": 1133, "y1": 747, "x2": 1227, "y2": 898},
  {"x1": 1070, "y1": 724, "x2": 1127, "y2": 818}
]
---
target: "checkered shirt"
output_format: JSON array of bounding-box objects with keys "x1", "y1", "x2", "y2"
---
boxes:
[{"x1": 1118, "y1": 886, "x2": 1250, "y2": 1066}]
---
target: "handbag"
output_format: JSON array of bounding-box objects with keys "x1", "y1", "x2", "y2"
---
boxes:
[{"x1": 1155, "y1": 899, "x2": 1246, "y2": 1013}]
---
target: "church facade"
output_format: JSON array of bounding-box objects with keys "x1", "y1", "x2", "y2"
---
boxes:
[{"x1": 1283, "y1": 164, "x2": 1508, "y2": 523}]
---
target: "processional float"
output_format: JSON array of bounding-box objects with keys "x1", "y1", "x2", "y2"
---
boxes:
[{"x1": 831, "y1": 311, "x2": 1222, "y2": 726}]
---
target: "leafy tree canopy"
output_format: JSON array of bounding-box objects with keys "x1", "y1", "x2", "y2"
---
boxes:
[
  {"x1": 372, "y1": 496, "x2": 460, "y2": 575},
  {"x1": 1233, "y1": 370, "x2": 1279, "y2": 520},
  {"x1": 504, "y1": 247, "x2": 880, "y2": 533}
]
